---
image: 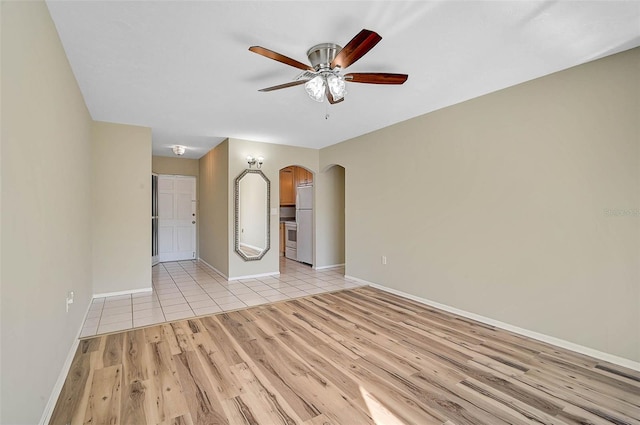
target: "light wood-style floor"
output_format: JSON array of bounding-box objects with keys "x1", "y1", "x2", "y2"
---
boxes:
[{"x1": 50, "y1": 286, "x2": 640, "y2": 425}]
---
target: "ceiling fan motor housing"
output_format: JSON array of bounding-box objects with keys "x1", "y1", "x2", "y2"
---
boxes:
[{"x1": 307, "y1": 43, "x2": 342, "y2": 70}]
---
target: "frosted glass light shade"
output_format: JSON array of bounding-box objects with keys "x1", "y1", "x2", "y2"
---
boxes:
[
  {"x1": 327, "y1": 74, "x2": 346, "y2": 100},
  {"x1": 304, "y1": 76, "x2": 325, "y2": 102}
]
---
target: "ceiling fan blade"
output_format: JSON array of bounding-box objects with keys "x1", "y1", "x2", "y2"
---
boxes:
[
  {"x1": 325, "y1": 85, "x2": 344, "y2": 105},
  {"x1": 258, "y1": 80, "x2": 309, "y2": 92},
  {"x1": 330, "y1": 29, "x2": 382, "y2": 69},
  {"x1": 344, "y1": 73, "x2": 408, "y2": 85},
  {"x1": 249, "y1": 46, "x2": 314, "y2": 71}
]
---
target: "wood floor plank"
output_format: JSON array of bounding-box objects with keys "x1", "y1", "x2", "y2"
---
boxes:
[
  {"x1": 335, "y1": 354, "x2": 450, "y2": 424},
  {"x1": 223, "y1": 311, "x2": 375, "y2": 424},
  {"x1": 455, "y1": 378, "x2": 564, "y2": 425},
  {"x1": 162, "y1": 324, "x2": 184, "y2": 355},
  {"x1": 515, "y1": 369, "x2": 640, "y2": 425},
  {"x1": 557, "y1": 403, "x2": 627, "y2": 425},
  {"x1": 144, "y1": 325, "x2": 164, "y2": 345},
  {"x1": 173, "y1": 350, "x2": 228, "y2": 425},
  {"x1": 525, "y1": 362, "x2": 640, "y2": 412},
  {"x1": 170, "y1": 321, "x2": 197, "y2": 353},
  {"x1": 103, "y1": 333, "x2": 124, "y2": 367},
  {"x1": 156, "y1": 414, "x2": 195, "y2": 425},
  {"x1": 199, "y1": 316, "x2": 245, "y2": 366},
  {"x1": 79, "y1": 337, "x2": 102, "y2": 355},
  {"x1": 259, "y1": 302, "x2": 361, "y2": 361},
  {"x1": 146, "y1": 341, "x2": 190, "y2": 423},
  {"x1": 190, "y1": 332, "x2": 242, "y2": 399},
  {"x1": 52, "y1": 287, "x2": 640, "y2": 424},
  {"x1": 121, "y1": 380, "x2": 148, "y2": 425},
  {"x1": 84, "y1": 364, "x2": 122, "y2": 425},
  {"x1": 224, "y1": 362, "x2": 302, "y2": 425},
  {"x1": 65, "y1": 347, "x2": 110, "y2": 425},
  {"x1": 123, "y1": 329, "x2": 150, "y2": 384},
  {"x1": 274, "y1": 330, "x2": 366, "y2": 408},
  {"x1": 49, "y1": 349, "x2": 91, "y2": 425}
]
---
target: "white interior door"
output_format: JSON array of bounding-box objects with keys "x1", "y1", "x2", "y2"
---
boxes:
[{"x1": 158, "y1": 175, "x2": 196, "y2": 262}]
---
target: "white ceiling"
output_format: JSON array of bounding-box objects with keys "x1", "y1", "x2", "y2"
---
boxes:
[{"x1": 46, "y1": 1, "x2": 640, "y2": 159}]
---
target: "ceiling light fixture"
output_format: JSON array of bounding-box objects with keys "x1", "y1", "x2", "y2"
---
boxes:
[
  {"x1": 247, "y1": 155, "x2": 264, "y2": 169},
  {"x1": 303, "y1": 71, "x2": 346, "y2": 103},
  {"x1": 172, "y1": 145, "x2": 186, "y2": 156},
  {"x1": 250, "y1": 31, "x2": 408, "y2": 105},
  {"x1": 327, "y1": 73, "x2": 346, "y2": 100},
  {"x1": 304, "y1": 75, "x2": 325, "y2": 102}
]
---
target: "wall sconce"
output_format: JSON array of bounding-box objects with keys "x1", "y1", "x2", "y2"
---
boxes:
[
  {"x1": 247, "y1": 155, "x2": 264, "y2": 169},
  {"x1": 172, "y1": 145, "x2": 186, "y2": 156}
]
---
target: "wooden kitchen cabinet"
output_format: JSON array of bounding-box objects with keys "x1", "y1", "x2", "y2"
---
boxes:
[
  {"x1": 281, "y1": 166, "x2": 313, "y2": 206},
  {"x1": 295, "y1": 166, "x2": 313, "y2": 187},
  {"x1": 279, "y1": 167, "x2": 295, "y2": 205}
]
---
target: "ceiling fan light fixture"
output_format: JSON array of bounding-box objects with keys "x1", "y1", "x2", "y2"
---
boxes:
[
  {"x1": 251, "y1": 29, "x2": 407, "y2": 104},
  {"x1": 172, "y1": 145, "x2": 186, "y2": 156},
  {"x1": 327, "y1": 74, "x2": 346, "y2": 100},
  {"x1": 304, "y1": 75, "x2": 325, "y2": 102}
]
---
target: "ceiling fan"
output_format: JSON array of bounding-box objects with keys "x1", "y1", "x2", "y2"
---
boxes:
[{"x1": 249, "y1": 29, "x2": 408, "y2": 104}]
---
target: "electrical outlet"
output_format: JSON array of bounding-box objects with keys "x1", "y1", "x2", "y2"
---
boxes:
[
  {"x1": 382, "y1": 255, "x2": 387, "y2": 265},
  {"x1": 66, "y1": 291, "x2": 74, "y2": 313}
]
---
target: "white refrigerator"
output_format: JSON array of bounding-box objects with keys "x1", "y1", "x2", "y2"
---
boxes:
[{"x1": 296, "y1": 185, "x2": 313, "y2": 264}]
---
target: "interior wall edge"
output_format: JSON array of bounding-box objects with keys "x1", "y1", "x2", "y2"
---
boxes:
[{"x1": 197, "y1": 257, "x2": 229, "y2": 280}]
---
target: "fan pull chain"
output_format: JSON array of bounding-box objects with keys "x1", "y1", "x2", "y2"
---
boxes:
[{"x1": 325, "y1": 103, "x2": 330, "y2": 120}]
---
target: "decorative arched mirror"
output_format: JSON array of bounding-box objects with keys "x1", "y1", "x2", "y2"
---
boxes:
[{"x1": 234, "y1": 169, "x2": 270, "y2": 261}]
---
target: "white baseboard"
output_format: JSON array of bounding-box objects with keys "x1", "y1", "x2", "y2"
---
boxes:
[
  {"x1": 198, "y1": 258, "x2": 280, "y2": 281},
  {"x1": 93, "y1": 287, "x2": 152, "y2": 299},
  {"x1": 198, "y1": 258, "x2": 229, "y2": 280},
  {"x1": 346, "y1": 276, "x2": 640, "y2": 372},
  {"x1": 229, "y1": 271, "x2": 280, "y2": 281},
  {"x1": 314, "y1": 263, "x2": 345, "y2": 270},
  {"x1": 39, "y1": 298, "x2": 94, "y2": 424}
]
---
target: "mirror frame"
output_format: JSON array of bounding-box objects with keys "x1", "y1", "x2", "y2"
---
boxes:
[{"x1": 234, "y1": 169, "x2": 271, "y2": 261}]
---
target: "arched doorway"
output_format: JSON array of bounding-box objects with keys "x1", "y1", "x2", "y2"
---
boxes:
[
  {"x1": 278, "y1": 165, "x2": 314, "y2": 269},
  {"x1": 314, "y1": 164, "x2": 345, "y2": 271}
]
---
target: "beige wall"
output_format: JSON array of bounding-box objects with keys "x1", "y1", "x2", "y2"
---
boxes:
[
  {"x1": 152, "y1": 155, "x2": 199, "y2": 177},
  {"x1": 227, "y1": 138, "x2": 318, "y2": 278},
  {"x1": 199, "y1": 140, "x2": 229, "y2": 276},
  {"x1": 315, "y1": 165, "x2": 345, "y2": 268},
  {"x1": 321, "y1": 48, "x2": 640, "y2": 362},
  {"x1": 92, "y1": 121, "x2": 152, "y2": 295},
  {"x1": 197, "y1": 138, "x2": 325, "y2": 278},
  {"x1": 1, "y1": 1, "x2": 93, "y2": 422}
]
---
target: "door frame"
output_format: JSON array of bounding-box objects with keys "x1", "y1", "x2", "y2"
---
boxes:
[{"x1": 152, "y1": 173, "x2": 159, "y2": 266}]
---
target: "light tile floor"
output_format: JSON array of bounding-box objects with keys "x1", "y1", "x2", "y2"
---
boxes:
[{"x1": 80, "y1": 258, "x2": 360, "y2": 337}]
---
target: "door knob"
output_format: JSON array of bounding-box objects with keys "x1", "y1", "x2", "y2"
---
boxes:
[{"x1": 192, "y1": 221, "x2": 196, "y2": 224}]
